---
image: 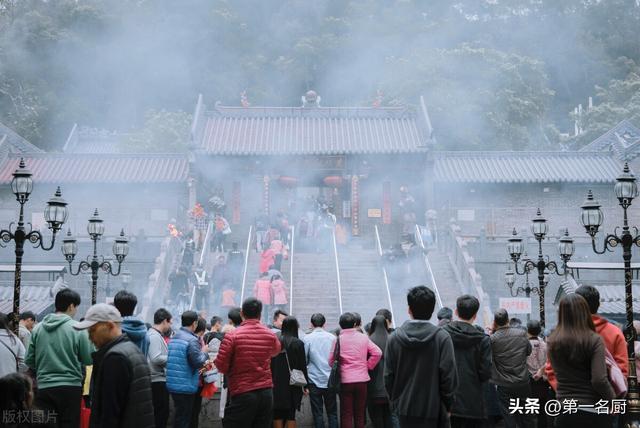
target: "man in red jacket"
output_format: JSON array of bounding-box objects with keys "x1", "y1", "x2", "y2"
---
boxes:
[
  {"x1": 546, "y1": 285, "x2": 628, "y2": 389},
  {"x1": 214, "y1": 297, "x2": 281, "y2": 428}
]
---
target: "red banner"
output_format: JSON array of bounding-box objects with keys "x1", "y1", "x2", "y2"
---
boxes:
[
  {"x1": 382, "y1": 181, "x2": 392, "y2": 224},
  {"x1": 232, "y1": 181, "x2": 241, "y2": 224}
]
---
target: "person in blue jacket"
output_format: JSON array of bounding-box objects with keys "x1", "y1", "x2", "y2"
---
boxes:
[
  {"x1": 114, "y1": 290, "x2": 149, "y2": 355},
  {"x1": 166, "y1": 310, "x2": 208, "y2": 428}
]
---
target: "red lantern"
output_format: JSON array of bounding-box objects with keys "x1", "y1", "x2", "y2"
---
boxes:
[
  {"x1": 278, "y1": 176, "x2": 298, "y2": 188},
  {"x1": 323, "y1": 175, "x2": 343, "y2": 188}
]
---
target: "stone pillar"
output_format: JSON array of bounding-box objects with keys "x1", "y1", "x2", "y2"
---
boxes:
[
  {"x1": 351, "y1": 175, "x2": 360, "y2": 236},
  {"x1": 263, "y1": 175, "x2": 270, "y2": 216}
]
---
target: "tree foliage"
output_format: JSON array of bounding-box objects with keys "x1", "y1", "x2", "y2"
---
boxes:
[{"x1": 0, "y1": 0, "x2": 639, "y2": 151}]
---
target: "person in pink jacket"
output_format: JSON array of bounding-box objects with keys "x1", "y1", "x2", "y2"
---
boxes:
[
  {"x1": 253, "y1": 272, "x2": 272, "y2": 323},
  {"x1": 329, "y1": 312, "x2": 382, "y2": 428},
  {"x1": 270, "y1": 274, "x2": 288, "y2": 312},
  {"x1": 259, "y1": 248, "x2": 275, "y2": 274}
]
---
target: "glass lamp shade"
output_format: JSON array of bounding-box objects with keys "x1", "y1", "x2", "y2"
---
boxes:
[
  {"x1": 507, "y1": 228, "x2": 524, "y2": 260},
  {"x1": 11, "y1": 159, "x2": 33, "y2": 203},
  {"x1": 558, "y1": 229, "x2": 575, "y2": 259},
  {"x1": 87, "y1": 209, "x2": 105, "y2": 238},
  {"x1": 113, "y1": 229, "x2": 129, "y2": 261},
  {"x1": 531, "y1": 208, "x2": 548, "y2": 239},
  {"x1": 44, "y1": 187, "x2": 68, "y2": 232},
  {"x1": 61, "y1": 230, "x2": 78, "y2": 260},
  {"x1": 614, "y1": 163, "x2": 638, "y2": 203},
  {"x1": 505, "y1": 268, "x2": 516, "y2": 287},
  {"x1": 581, "y1": 190, "x2": 603, "y2": 235},
  {"x1": 121, "y1": 269, "x2": 132, "y2": 285}
]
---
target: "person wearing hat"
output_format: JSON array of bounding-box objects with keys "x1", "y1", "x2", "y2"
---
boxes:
[{"x1": 74, "y1": 303, "x2": 154, "y2": 428}]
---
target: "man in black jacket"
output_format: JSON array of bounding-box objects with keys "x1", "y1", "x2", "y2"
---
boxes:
[
  {"x1": 384, "y1": 286, "x2": 458, "y2": 428},
  {"x1": 444, "y1": 295, "x2": 492, "y2": 428},
  {"x1": 490, "y1": 309, "x2": 534, "y2": 428},
  {"x1": 74, "y1": 303, "x2": 154, "y2": 428}
]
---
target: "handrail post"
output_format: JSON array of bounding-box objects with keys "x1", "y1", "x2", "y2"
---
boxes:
[
  {"x1": 289, "y1": 226, "x2": 295, "y2": 315},
  {"x1": 240, "y1": 225, "x2": 253, "y2": 303},
  {"x1": 375, "y1": 225, "x2": 396, "y2": 329},
  {"x1": 332, "y1": 231, "x2": 343, "y2": 315}
]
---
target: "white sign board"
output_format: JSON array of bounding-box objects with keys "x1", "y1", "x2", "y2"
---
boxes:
[
  {"x1": 457, "y1": 209, "x2": 475, "y2": 222},
  {"x1": 499, "y1": 297, "x2": 532, "y2": 315}
]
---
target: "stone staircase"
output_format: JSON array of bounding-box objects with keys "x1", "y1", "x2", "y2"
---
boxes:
[
  {"x1": 425, "y1": 249, "x2": 464, "y2": 311},
  {"x1": 338, "y1": 245, "x2": 391, "y2": 328},
  {"x1": 290, "y1": 251, "x2": 341, "y2": 330}
]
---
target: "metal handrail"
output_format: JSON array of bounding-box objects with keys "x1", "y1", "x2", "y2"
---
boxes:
[
  {"x1": 374, "y1": 225, "x2": 396, "y2": 328},
  {"x1": 415, "y1": 224, "x2": 444, "y2": 310},
  {"x1": 240, "y1": 225, "x2": 253, "y2": 303},
  {"x1": 332, "y1": 231, "x2": 343, "y2": 315},
  {"x1": 288, "y1": 226, "x2": 295, "y2": 315}
]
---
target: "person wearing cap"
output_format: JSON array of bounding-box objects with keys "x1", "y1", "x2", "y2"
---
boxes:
[
  {"x1": 25, "y1": 288, "x2": 94, "y2": 428},
  {"x1": 437, "y1": 306, "x2": 453, "y2": 327},
  {"x1": 74, "y1": 303, "x2": 154, "y2": 428}
]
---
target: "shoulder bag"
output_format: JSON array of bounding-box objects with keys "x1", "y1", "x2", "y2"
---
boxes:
[
  {"x1": 327, "y1": 337, "x2": 341, "y2": 393},
  {"x1": 604, "y1": 347, "x2": 628, "y2": 398},
  {"x1": 284, "y1": 350, "x2": 307, "y2": 387}
]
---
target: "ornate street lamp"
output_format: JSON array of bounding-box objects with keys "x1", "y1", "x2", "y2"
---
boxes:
[
  {"x1": 0, "y1": 159, "x2": 67, "y2": 332},
  {"x1": 62, "y1": 209, "x2": 129, "y2": 304},
  {"x1": 580, "y1": 162, "x2": 640, "y2": 424},
  {"x1": 507, "y1": 209, "x2": 574, "y2": 328},
  {"x1": 505, "y1": 265, "x2": 549, "y2": 322}
]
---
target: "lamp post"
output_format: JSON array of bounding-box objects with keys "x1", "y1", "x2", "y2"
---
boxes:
[
  {"x1": 121, "y1": 269, "x2": 132, "y2": 291},
  {"x1": 61, "y1": 209, "x2": 129, "y2": 304},
  {"x1": 505, "y1": 265, "x2": 549, "y2": 322},
  {"x1": 0, "y1": 159, "x2": 68, "y2": 332},
  {"x1": 580, "y1": 162, "x2": 640, "y2": 423},
  {"x1": 507, "y1": 209, "x2": 574, "y2": 329}
]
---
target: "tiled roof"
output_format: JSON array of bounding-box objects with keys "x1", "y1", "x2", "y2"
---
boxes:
[
  {"x1": 433, "y1": 151, "x2": 622, "y2": 183},
  {"x1": 0, "y1": 154, "x2": 189, "y2": 184},
  {"x1": 197, "y1": 105, "x2": 432, "y2": 155},
  {"x1": 0, "y1": 122, "x2": 44, "y2": 154},
  {"x1": 580, "y1": 119, "x2": 640, "y2": 161},
  {"x1": 0, "y1": 284, "x2": 54, "y2": 317},
  {"x1": 555, "y1": 280, "x2": 640, "y2": 315}
]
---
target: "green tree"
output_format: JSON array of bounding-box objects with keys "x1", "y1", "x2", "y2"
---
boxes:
[{"x1": 121, "y1": 110, "x2": 192, "y2": 153}]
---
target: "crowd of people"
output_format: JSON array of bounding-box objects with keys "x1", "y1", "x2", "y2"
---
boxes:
[{"x1": 0, "y1": 279, "x2": 633, "y2": 428}]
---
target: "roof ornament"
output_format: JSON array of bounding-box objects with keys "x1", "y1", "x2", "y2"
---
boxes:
[
  {"x1": 302, "y1": 90, "x2": 321, "y2": 108},
  {"x1": 372, "y1": 90, "x2": 384, "y2": 108},
  {"x1": 240, "y1": 90, "x2": 250, "y2": 108}
]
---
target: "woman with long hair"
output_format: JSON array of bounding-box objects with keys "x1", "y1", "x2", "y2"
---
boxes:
[
  {"x1": 0, "y1": 313, "x2": 27, "y2": 378},
  {"x1": 367, "y1": 315, "x2": 393, "y2": 428},
  {"x1": 271, "y1": 316, "x2": 308, "y2": 428},
  {"x1": 547, "y1": 293, "x2": 615, "y2": 427}
]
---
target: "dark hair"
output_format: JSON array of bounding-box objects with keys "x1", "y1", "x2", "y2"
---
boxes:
[
  {"x1": 456, "y1": 295, "x2": 479, "y2": 320},
  {"x1": 311, "y1": 313, "x2": 326, "y2": 328},
  {"x1": 195, "y1": 317, "x2": 207, "y2": 334},
  {"x1": 0, "y1": 313, "x2": 17, "y2": 345},
  {"x1": 55, "y1": 289, "x2": 81, "y2": 312},
  {"x1": 0, "y1": 372, "x2": 32, "y2": 412},
  {"x1": 181, "y1": 310, "x2": 199, "y2": 327},
  {"x1": 369, "y1": 315, "x2": 389, "y2": 353},
  {"x1": 210, "y1": 315, "x2": 223, "y2": 327},
  {"x1": 575, "y1": 285, "x2": 600, "y2": 314},
  {"x1": 19, "y1": 311, "x2": 36, "y2": 322},
  {"x1": 527, "y1": 319, "x2": 542, "y2": 337},
  {"x1": 437, "y1": 307, "x2": 453, "y2": 320},
  {"x1": 242, "y1": 297, "x2": 262, "y2": 319},
  {"x1": 153, "y1": 308, "x2": 172, "y2": 325},
  {"x1": 548, "y1": 293, "x2": 596, "y2": 365},
  {"x1": 228, "y1": 307, "x2": 242, "y2": 326},
  {"x1": 375, "y1": 309, "x2": 392, "y2": 324},
  {"x1": 509, "y1": 318, "x2": 523, "y2": 328},
  {"x1": 407, "y1": 286, "x2": 436, "y2": 320},
  {"x1": 353, "y1": 312, "x2": 362, "y2": 327},
  {"x1": 273, "y1": 309, "x2": 288, "y2": 321},
  {"x1": 494, "y1": 309, "x2": 509, "y2": 327},
  {"x1": 113, "y1": 290, "x2": 138, "y2": 317},
  {"x1": 281, "y1": 316, "x2": 299, "y2": 340},
  {"x1": 339, "y1": 312, "x2": 356, "y2": 329}
]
